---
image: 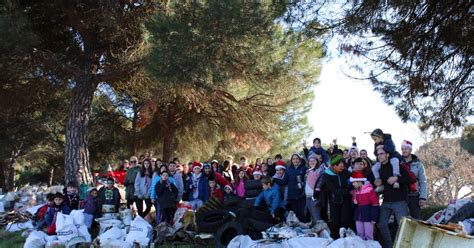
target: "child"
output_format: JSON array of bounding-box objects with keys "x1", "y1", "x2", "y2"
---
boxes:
[
  {"x1": 209, "y1": 178, "x2": 224, "y2": 203},
  {"x1": 272, "y1": 160, "x2": 288, "y2": 206},
  {"x1": 350, "y1": 171, "x2": 379, "y2": 240},
  {"x1": 35, "y1": 193, "x2": 55, "y2": 229},
  {"x1": 252, "y1": 170, "x2": 263, "y2": 181},
  {"x1": 254, "y1": 176, "x2": 285, "y2": 221},
  {"x1": 63, "y1": 182, "x2": 79, "y2": 210},
  {"x1": 45, "y1": 192, "x2": 71, "y2": 235},
  {"x1": 370, "y1": 128, "x2": 402, "y2": 192},
  {"x1": 156, "y1": 170, "x2": 179, "y2": 224},
  {"x1": 82, "y1": 188, "x2": 99, "y2": 229},
  {"x1": 184, "y1": 162, "x2": 209, "y2": 210},
  {"x1": 234, "y1": 168, "x2": 248, "y2": 198},
  {"x1": 98, "y1": 177, "x2": 121, "y2": 215}
]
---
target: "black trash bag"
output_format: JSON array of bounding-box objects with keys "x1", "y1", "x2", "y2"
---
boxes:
[{"x1": 196, "y1": 209, "x2": 232, "y2": 233}]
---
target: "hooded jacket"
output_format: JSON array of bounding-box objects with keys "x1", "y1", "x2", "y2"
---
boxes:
[
  {"x1": 319, "y1": 167, "x2": 352, "y2": 205},
  {"x1": 286, "y1": 155, "x2": 308, "y2": 200},
  {"x1": 402, "y1": 154, "x2": 428, "y2": 199},
  {"x1": 353, "y1": 183, "x2": 379, "y2": 222}
]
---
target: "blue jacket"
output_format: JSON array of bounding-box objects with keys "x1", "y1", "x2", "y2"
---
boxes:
[
  {"x1": 45, "y1": 202, "x2": 71, "y2": 226},
  {"x1": 286, "y1": 163, "x2": 307, "y2": 200},
  {"x1": 185, "y1": 173, "x2": 209, "y2": 202},
  {"x1": 305, "y1": 147, "x2": 330, "y2": 165},
  {"x1": 254, "y1": 185, "x2": 284, "y2": 214},
  {"x1": 150, "y1": 172, "x2": 177, "y2": 200}
]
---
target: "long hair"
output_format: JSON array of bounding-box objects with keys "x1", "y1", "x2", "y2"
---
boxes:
[
  {"x1": 140, "y1": 159, "x2": 153, "y2": 178},
  {"x1": 234, "y1": 168, "x2": 248, "y2": 185}
]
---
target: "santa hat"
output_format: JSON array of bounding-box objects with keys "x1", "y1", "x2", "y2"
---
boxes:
[
  {"x1": 350, "y1": 171, "x2": 367, "y2": 182},
  {"x1": 192, "y1": 161, "x2": 202, "y2": 171},
  {"x1": 224, "y1": 185, "x2": 233, "y2": 191},
  {"x1": 275, "y1": 160, "x2": 286, "y2": 170},
  {"x1": 401, "y1": 140, "x2": 413, "y2": 149},
  {"x1": 211, "y1": 159, "x2": 219, "y2": 165},
  {"x1": 252, "y1": 170, "x2": 263, "y2": 176}
]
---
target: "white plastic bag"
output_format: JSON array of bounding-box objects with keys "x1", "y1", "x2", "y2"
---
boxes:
[
  {"x1": 26, "y1": 204, "x2": 44, "y2": 216},
  {"x1": 77, "y1": 224, "x2": 92, "y2": 242},
  {"x1": 100, "y1": 226, "x2": 126, "y2": 241},
  {"x1": 0, "y1": 202, "x2": 5, "y2": 213},
  {"x1": 55, "y1": 212, "x2": 78, "y2": 242},
  {"x1": 7, "y1": 220, "x2": 34, "y2": 232},
  {"x1": 23, "y1": 230, "x2": 47, "y2": 248},
  {"x1": 125, "y1": 215, "x2": 152, "y2": 246},
  {"x1": 70, "y1": 209, "x2": 85, "y2": 226},
  {"x1": 119, "y1": 208, "x2": 132, "y2": 226}
]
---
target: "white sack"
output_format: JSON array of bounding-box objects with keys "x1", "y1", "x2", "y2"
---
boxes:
[{"x1": 23, "y1": 230, "x2": 47, "y2": 248}]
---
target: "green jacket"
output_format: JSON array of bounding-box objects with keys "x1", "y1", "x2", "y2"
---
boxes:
[{"x1": 124, "y1": 166, "x2": 141, "y2": 200}]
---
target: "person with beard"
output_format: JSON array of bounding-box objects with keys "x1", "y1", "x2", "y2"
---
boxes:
[{"x1": 401, "y1": 140, "x2": 427, "y2": 219}]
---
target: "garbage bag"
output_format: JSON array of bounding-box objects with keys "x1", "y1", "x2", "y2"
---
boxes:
[
  {"x1": 125, "y1": 215, "x2": 152, "y2": 246},
  {"x1": 23, "y1": 230, "x2": 47, "y2": 248},
  {"x1": 55, "y1": 212, "x2": 78, "y2": 243},
  {"x1": 7, "y1": 220, "x2": 34, "y2": 232},
  {"x1": 70, "y1": 209, "x2": 85, "y2": 226}
]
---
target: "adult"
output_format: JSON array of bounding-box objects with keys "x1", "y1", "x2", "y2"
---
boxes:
[
  {"x1": 305, "y1": 155, "x2": 324, "y2": 224},
  {"x1": 286, "y1": 153, "x2": 307, "y2": 222},
  {"x1": 134, "y1": 158, "x2": 153, "y2": 218},
  {"x1": 376, "y1": 147, "x2": 411, "y2": 248},
  {"x1": 401, "y1": 140, "x2": 428, "y2": 219},
  {"x1": 318, "y1": 154, "x2": 352, "y2": 239},
  {"x1": 168, "y1": 161, "x2": 184, "y2": 202},
  {"x1": 303, "y1": 138, "x2": 330, "y2": 165},
  {"x1": 202, "y1": 163, "x2": 230, "y2": 188},
  {"x1": 124, "y1": 156, "x2": 140, "y2": 209}
]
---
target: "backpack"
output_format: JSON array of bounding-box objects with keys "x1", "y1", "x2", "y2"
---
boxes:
[{"x1": 401, "y1": 162, "x2": 418, "y2": 192}]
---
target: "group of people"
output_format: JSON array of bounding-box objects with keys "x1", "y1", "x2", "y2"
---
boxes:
[{"x1": 35, "y1": 128, "x2": 427, "y2": 248}]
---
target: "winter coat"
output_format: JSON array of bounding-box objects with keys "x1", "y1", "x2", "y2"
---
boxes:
[
  {"x1": 45, "y1": 202, "x2": 71, "y2": 226},
  {"x1": 185, "y1": 173, "x2": 209, "y2": 202},
  {"x1": 82, "y1": 195, "x2": 100, "y2": 217},
  {"x1": 373, "y1": 134, "x2": 402, "y2": 161},
  {"x1": 134, "y1": 173, "x2": 153, "y2": 199},
  {"x1": 63, "y1": 190, "x2": 79, "y2": 210},
  {"x1": 156, "y1": 180, "x2": 178, "y2": 209},
  {"x1": 305, "y1": 166, "x2": 324, "y2": 197},
  {"x1": 235, "y1": 180, "x2": 245, "y2": 198},
  {"x1": 254, "y1": 185, "x2": 284, "y2": 215},
  {"x1": 379, "y1": 160, "x2": 411, "y2": 203},
  {"x1": 319, "y1": 167, "x2": 352, "y2": 205},
  {"x1": 403, "y1": 155, "x2": 428, "y2": 199},
  {"x1": 210, "y1": 187, "x2": 224, "y2": 203},
  {"x1": 171, "y1": 171, "x2": 184, "y2": 201},
  {"x1": 124, "y1": 166, "x2": 141, "y2": 200},
  {"x1": 353, "y1": 183, "x2": 379, "y2": 222},
  {"x1": 272, "y1": 173, "x2": 288, "y2": 200},
  {"x1": 36, "y1": 204, "x2": 49, "y2": 221},
  {"x1": 304, "y1": 147, "x2": 330, "y2": 165},
  {"x1": 150, "y1": 172, "x2": 177, "y2": 200},
  {"x1": 98, "y1": 186, "x2": 121, "y2": 212},
  {"x1": 286, "y1": 163, "x2": 307, "y2": 200}
]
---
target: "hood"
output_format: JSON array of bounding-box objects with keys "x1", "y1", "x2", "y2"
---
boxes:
[
  {"x1": 357, "y1": 182, "x2": 374, "y2": 194},
  {"x1": 325, "y1": 167, "x2": 337, "y2": 176}
]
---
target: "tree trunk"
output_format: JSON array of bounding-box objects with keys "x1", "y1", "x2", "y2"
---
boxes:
[
  {"x1": 162, "y1": 126, "x2": 176, "y2": 163},
  {"x1": 5, "y1": 147, "x2": 21, "y2": 192},
  {"x1": 64, "y1": 78, "x2": 97, "y2": 186},
  {"x1": 130, "y1": 102, "x2": 139, "y2": 156},
  {"x1": 49, "y1": 166, "x2": 54, "y2": 186}
]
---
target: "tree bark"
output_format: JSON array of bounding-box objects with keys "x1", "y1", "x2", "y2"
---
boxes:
[
  {"x1": 5, "y1": 147, "x2": 21, "y2": 191},
  {"x1": 162, "y1": 126, "x2": 176, "y2": 163},
  {"x1": 130, "y1": 101, "x2": 139, "y2": 156},
  {"x1": 64, "y1": 78, "x2": 97, "y2": 186}
]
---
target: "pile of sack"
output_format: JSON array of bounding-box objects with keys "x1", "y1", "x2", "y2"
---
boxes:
[
  {"x1": 0, "y1": 185, "x2": 63, "y2": 212},
  {"x1": 94, "y1": 215, "x2": 153, "y2": 248},
  {"x1": 427, "y1": 198, "x2": 474, "y2": 235},
  {"x1": 23, "y1": 209, "x2": 91, "y2": 248}
]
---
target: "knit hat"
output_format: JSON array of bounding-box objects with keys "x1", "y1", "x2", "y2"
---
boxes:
[
  {"x1": 307, "y1": 154, "x2": 320, "y2": 162},
  {"x1": 330, "y1": 154, "x2": 344, "y2": 166},
  {"x1": 202, "y1": 163, "x2": 211, "y2": 169},
  {"x1": 370, "y1": 128, "x2": 384, "y2": 138},
  {"x1": 401, "y1": 140, "x2": 413, "y2": 149},
  {"x1": 350, "y1": 171, "x2": 367, "y2": 182},
  {"x1": 224, "y1": 185, "x2": 233, "y2": 191},
  {"x1": 211, "y1": 159, "x2": 219, "y2": 165},
  {"x1": 192, "y1": 161, "x2": 202, "y2": 171},
  {"x1": 252, "y1": 170, "x2": 263, "y2": 176},
  {"x1": 275, "y1": 160, "x2": 286, "y2": 170},
  {"x1": 349, "y1": 145, "x2": 359, "y2": 153}
]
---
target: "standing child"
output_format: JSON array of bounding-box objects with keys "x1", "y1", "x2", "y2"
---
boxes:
[
  {"x1": 98, "y1": 177, "x2": 121, "y2": 215},
  {"x1": 370, "y1": 128, "x2": 403, "y2": 192},
  {"x1": 350, "y1": 171, "x2": 379, "y2": 240},
  {"x1": 82, "y1": 188, "x2": 100, "y2": 229},
  {"x1": 45, "y1": 192, "x2": 71, "y2": 235},
  {"x1": 272, "y1": 160, "x2": 288, "y2": 207},
  {"x1": 209, "y1": 178, "x2": 224, "y2": 203},
  {"x1": 156, "y1": 170, "x2": 179, "y2": 224},
  {"x1": 63, "y1": 182, "x2": 79, "y2": 210},
  {"x1": 234, "y1": 168, "x2": 248, "y2": 199}
]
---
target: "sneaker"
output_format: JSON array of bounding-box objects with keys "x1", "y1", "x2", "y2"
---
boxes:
[
  {"x1": 375, "y1": 185, "x2": 384, "y2": 193},
  {"x1": 393, "y1": 182, "x2": 400, "y2": 188}
]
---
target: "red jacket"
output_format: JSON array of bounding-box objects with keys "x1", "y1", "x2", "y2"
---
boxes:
[
  {"x1": 210, "y1": 187, "x2": 224, "y2": 203},
  {"x1": 353, "y1": 183, "x2": 379, "y2": 222},
  {"x1": 37, "y1": 204, "x2": 49, "y2": 220},
  {"x1": 214, "y1": 172, "x2": 231, "y2": 187}
]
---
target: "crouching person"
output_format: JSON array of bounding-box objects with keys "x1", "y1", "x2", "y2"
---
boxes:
[
  {"x1": 254, "y1": 176, "x2": 286, "y2": 222},
  {"x1": 35, "y1": 193, "x2": 55, "y2": 229},
  {"x1": 82, "y1": 188, "x2": 100, "y2": 230},
  {"x1": 45, "y1": 192, "x2": 71, "y2": 235}
]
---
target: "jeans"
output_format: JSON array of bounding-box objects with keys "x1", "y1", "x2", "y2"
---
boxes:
[
  {"x1": 136, "y1": 198, "x2": 152, "y2": 218},
  {"x1": 379, "y1": 201, "x2": 408, "y2": 248},
  {"x1": 84, "y1": 213, "x2": 94, "y2": 229},
  {"x1": 408, "y1": 195, "x2": 421, "y2": 219},
  {"x1": 189, "y1": 199, "x2": 203, "y2": 210},
  {"x1": 372, "y1": 157, "x2": 400, "y2": 179},
  {"x1": 356, "y1": 221, "x2": 374, "y2": 240},
  {"x1": 154, "y1": 201, "x2": 161, "y2": 224},
  {"x1": 306, "y1": 197, "x2": 321, "y2": 224}
]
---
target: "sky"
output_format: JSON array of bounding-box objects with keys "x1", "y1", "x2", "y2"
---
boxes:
[{"x1": 307, "y1": 40, "x2": 427, "y2": 160}]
